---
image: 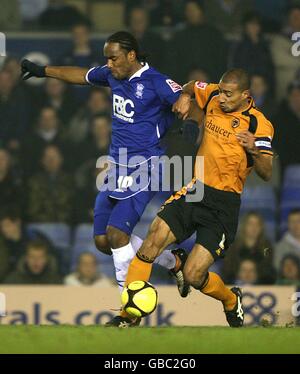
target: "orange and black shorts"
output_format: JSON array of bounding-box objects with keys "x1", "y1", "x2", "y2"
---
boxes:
[{"x1": 157, "y1": 182, "x2": 241, "y2": 261}]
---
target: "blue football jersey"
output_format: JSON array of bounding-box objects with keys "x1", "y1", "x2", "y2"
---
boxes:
[{"x1": 85, "y1": 63, "x2": 182, "y2": 164}]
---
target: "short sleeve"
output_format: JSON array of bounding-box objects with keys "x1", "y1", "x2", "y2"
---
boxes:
[
  {"x1": 85, "y1": 65, "x2": 110, "y2": 87},
  {"x1": 255, "y1": 117, "x2": 274, "y2": 156},
  {"x1": 154, "y1": 76, "x2": 182, "y2": 105},
  {"x1": 194, "y1": 82, "x2": 219, "y2": 110}
]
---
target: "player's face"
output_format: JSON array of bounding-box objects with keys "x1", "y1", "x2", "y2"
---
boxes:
[
  {"x1": 104, "y1": 42, "x2": 133, "y2": 80},
  {"x1": 218, "y1": 81, "x2": 249, "y2": 113}
]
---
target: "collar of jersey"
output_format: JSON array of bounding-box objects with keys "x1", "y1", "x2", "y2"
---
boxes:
[
  {"x1": 241, "y1": 97, "x2": 255, "y2": 114},
  {"x1": 128, "y1": 63, "x2": 150, "y2": 81}
]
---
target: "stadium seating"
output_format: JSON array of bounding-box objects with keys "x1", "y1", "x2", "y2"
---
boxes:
[
  {"x1": 71, "y1": 224, "x2": 115, "y2": 278},
  {"x1": 283, "y1": 164, "x2": 300, "y2": 187},
  {"x1": 280, "y1": 165, "x2": 300, "y2": 232},
  {"x1": 278, "y1": 165, "x2": 300, "y2": 232},
  {"x1": 27, "y1": 223, "x2": 72, "y2": 249},
  {"x1": 240, "y1": 186, "x2": 277, "y2": 212},
  {"x1": 72, "y1": 223, "x2": 94, "y2": 247},
  {"x1": 26, "y1": 223, "x2": 73, "y2": 274},
  {"x1": 280, "y1": 186, "x2": 300, "y2": 233}
]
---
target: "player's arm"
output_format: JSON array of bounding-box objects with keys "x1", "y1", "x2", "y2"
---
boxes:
[
  {"x1": 21, "y1": 59, "x2": 89, "y2": 85},
  {"x1": 236, "y1": 130, "x2": 273, "y2": 181},
  {"x1": 182, "y1": 102, "x2": 205, "y2": 145},
  {"x1": 46, "y1": 66, "x2": 88, "y2": 84},
  {"x1": 172, "y1": 80, "x2": 196, "y2": 120},
  {"x1": 252, "y1": 153, "x2": 273, "y2": 181},
  {"x1": 187, "y1": 100, "x2": 204, "y2": 125},
  {"x1": 181, "y1": 101, "x2": 204, "y2": 145}
]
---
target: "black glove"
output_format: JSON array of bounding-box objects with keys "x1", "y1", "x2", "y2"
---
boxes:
[{"x1": 20, "y1": 59, "x2": 46, "y2": 80}]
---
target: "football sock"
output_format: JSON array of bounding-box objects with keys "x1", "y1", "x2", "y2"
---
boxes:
[
  {"x1": 130, "y1": 234, "x2": 143, "y2": 252},
  {"x1": 113, "y1": 234, "x2": 176, "y2": 294},
  {"x1": 120, "y1": 254, "x2": 153, "y2": 318},
  {"x1": 111, "y1": 242, "x2": 136, "y2": 292},
  {"x1": 200, "y1": 272, "x2": 237, "y2": 311},
  {"x1": 125, "y1": 253, "x2": 153, "y2": 287},
  {"x1": 131, "y1": 234, "x2": 176, "y2": 270}
]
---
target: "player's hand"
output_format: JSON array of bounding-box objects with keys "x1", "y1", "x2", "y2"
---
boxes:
[
  {"x1": 20, "y1": 59, "x2": 46, "y2": 80},
  {"x1": 236, "y1": 130, "x2": 259, "y2": 155},
  {"x1": 172, "y1": 93, "x2": 191, "y2": 120}
]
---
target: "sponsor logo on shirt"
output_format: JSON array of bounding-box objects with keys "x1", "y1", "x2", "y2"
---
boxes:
[
  {"x1": 113, "y1": 94, "x2": 135, "y2": 123},
  {"x1": 166, "y1": 79, "x2": 182, "y2": 93},
  {"x1": 196, "y1": 81, "x2": 208, "y2": 90}
]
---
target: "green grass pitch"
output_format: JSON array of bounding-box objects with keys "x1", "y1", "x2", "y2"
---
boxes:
[{"x1": 0, "y1": 326, "x2": 300, "y2": 354}]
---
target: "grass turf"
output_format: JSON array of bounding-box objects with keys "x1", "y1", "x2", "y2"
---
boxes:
[{"x1": 0, "y1": 325, "x2": 300, "y2": 354}]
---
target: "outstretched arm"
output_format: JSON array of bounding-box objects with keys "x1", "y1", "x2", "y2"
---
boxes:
[
  {"x1": 21, "y1": 59, "x2": 89, "y2": 85},
  {"x1": 45, "y1": 66, "x2": 89, "y2": 84}
]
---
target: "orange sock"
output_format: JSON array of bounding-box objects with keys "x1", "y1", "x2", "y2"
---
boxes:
[
  {"x1": 200, "y1": 272, "x2": 236, "y2": 311},
  {"x1": 120, "y1": 254, "x2": 153, "y2": 318},
  {"x1": 125, "y1": 254, "x2": 153, "y2": 287}
]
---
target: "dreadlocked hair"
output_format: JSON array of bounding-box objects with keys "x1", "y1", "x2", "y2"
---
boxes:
[{"x1": 107, "y1": 31, "x2": 148, "y2": 63}]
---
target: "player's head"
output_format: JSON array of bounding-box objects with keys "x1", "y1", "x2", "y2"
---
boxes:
[
  {"x1": 104, "y1": 31, "x2": 145, "y2": 80},
  {"x1": 218, "y1": 68, "x2": 250, "y2": 113}
]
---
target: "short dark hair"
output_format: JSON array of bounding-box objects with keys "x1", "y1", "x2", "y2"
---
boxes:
[
  {"x1": 288, "y1": 5, "x2": 300, "y2": 15},
  {"x1": 92, "y1": 112, "x2": 110, "y2": 123},
  {"x1": 280, "y1": 254, "x2": 300, "y2": 278},
  {"x1": 242, "y1": 11, "x2": 261, "y2": 26},
  {"x1": 0, "y1": 206, "x2": 21, "y2": 222},
  {"x1": 26, "y1": 240, "x2": 49, "y2": 255},
  {"x1": 288, "y1": 208, "x2": 300, "y2": 217},
  {"x1": 78, "y1": 252, "x2": 97, "y2": 263},
  {"x1": 0, "y1": 147, "x2": 9, "y2": 156},
  {"x1": 106, "y1": 31, "x2": 147, "y2": 62},
  {"x1": 220, "y1": 68, "x2": 250, "y2": 91},
  {"x1": 287, "y1": 81, "x2": 300, "y2": 95},
  {"x1": 185, "y1": 0, "x2": 204, "y2": 11}
]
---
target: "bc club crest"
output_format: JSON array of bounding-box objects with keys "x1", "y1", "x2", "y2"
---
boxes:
[{"x1": 135, "y1": 83, "x2": 144, "y2": 99}]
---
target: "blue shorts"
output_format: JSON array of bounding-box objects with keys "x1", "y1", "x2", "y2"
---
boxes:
[{"x1": 94, "y1": 158, "x2": 161, "y2": 236}]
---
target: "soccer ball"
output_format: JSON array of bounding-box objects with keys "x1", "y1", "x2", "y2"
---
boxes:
[{"x1": 121, "y1": 280, "x2": 158, "y2": 318}]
